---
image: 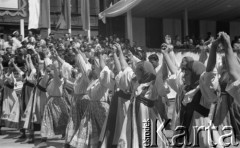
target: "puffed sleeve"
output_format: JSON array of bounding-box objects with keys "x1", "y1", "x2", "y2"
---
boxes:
[
  {"x1": 61, "y1": 61, "x2": 73, "y2": 79},
  {"x1": 7, "y1": 73, "x2": 16, "y2": 84},
  {"x1": 166, "y1": 69, "x2": 182, "y2": 92},
  {"x1": 226, "y1": 80, "x2": 240, "y2": 106},
  {"x1": 75, "y1": 54, "x2": 91, "y2": 76},
  {"x1": 99, "y1": 66, "x2": 113, "y2": 88},
  {"x1": 115, "y1": 66, "x2": 134, "y2": 92},
  {"x1": 199, "y1": 69, "x2": 219, "y2": 103},
  {"x1": 29, "y1": 68, "x2": 36, "y2": 80},
  {"x1": 155, "y1": 66, "x2": 170, "y2": 97}
]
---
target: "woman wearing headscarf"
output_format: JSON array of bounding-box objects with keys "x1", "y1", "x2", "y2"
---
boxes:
[
  {"x1": 1, "y1": 59, "x2": 22, "y2": 130},
  {"x1": 222, "y1": 32, "x2": 240, "y2": 105},
  {"x1": 199, "y1": 32, "x2": 240, "y2": 147},
  {"x1": 117, "y1": 60, "x2": 168, "y2": 148},
  {"x1": 39, "y1": 55, "x2": 69, "y2": 144},
  {"x1": 19, "y1": 54, "x2": 37, "y2": 143},
  {"x1": 20, "y1": 48, "x2": 51, "y2": 144},
  {"x1": 69, "y1": 48, "x2": 115, "y2": 148},
  {"x1": 34, "y1": 49, "x2": 71, "y2": 148},
  {"x1": 163, "y1": 45, "x2": 216, "y2": 147},
  {"x1": 64, "y1": 49, "x2": 91, "y2": 148},
  {"x1": 99, "y1": 43, "x2": 134, "y2": 148}
]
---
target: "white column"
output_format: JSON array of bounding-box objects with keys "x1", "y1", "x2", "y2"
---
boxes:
[
  {"x1": 68, "y1": 29, "x2": 72, "y2": 34},
  {"x1": 87, "y1": 29, "x2": 91, "y2": 43},
  {"x1": 20, "y1": 19, "x2": 25, "y2": 39},
  {"x1": 48, "y1": 28, "x2": 51, "y2": 36},
  {"x1": 184, "y1": 8, "x2": 188, "y2": 37},
  {"x1": 126, "y1": 10, "x2": 133, "y2": 46}
]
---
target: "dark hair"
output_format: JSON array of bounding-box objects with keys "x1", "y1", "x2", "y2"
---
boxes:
[{"x1": 148, "y1": 54, "x2": 159, "y2": 62}]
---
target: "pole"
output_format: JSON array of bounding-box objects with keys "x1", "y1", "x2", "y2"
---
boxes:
[
  {"x1": 68, "y1": 29, "x2": 71, "y2": 34},
  {"x1": 48, "y1": 28, "x2": 51, "y2": 36},
  {"x1": 126, "y1": 10, "x2": 133, "y2": 46},
  {"x1": 87, "y1": 29, "x2": 91, "y2": 43},
  {"x1": 20, "y1": 19, "x2": 25, "y2": 39},
  {"x1": 184, "y1": 8, "x2": 189, "y2": 37}
]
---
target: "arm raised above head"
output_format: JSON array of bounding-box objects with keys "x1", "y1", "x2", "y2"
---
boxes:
[
  {"x1": 222, "y1": 32, "x2": 240, "y2": 81},
  {"x1": 206, "y1": 37, "x2": 221, "y2": 72}
]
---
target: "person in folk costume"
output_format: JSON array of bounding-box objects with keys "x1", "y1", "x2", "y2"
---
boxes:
[
  {"x1": 199, "y1": 32, "x2": 240, "y2": 148},
  {"x1": 163, "y1": 42, "x2": 219, "y2": 147},
  {"x1": 116, "y1": 59, "x2": 169, "y2": 148},
  {"x1": 18, "y1": 54, "x2": 37, "y2": 143},
  {"x1": 35, "y1": 49, "x2": 69, "y2": 148},
  {"x1": 0, "y1": 57, "x2": 3, "y2": 135},
  {"x1": 148, "y1": 54, "x2": 170, "y2": 125},
  {"x1": 99, "y1": 43, "x2": 134, "y2": 148},
  {"x1": 222, "y1": 32, "x2": 240, "y2": 109},
  {"x1": 21, "y1": 49, "x2": 52, "y2": 144},
  {"x1": 0, "y1": 58, "x2": 22, "y2": 132},
  {"x1": 99, "y1": 43, "x2": 151, "y2": 147},
  {"x1": 69, "y1": 47, "x2": 115, "y2": 148},
  {"x1": 64, "y1": 49, "x2": 92, "y2": 148}
]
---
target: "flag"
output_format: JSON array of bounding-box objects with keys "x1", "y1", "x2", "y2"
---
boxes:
[
  {"x1": 81, "y1": 0, "x2": 90, "y2": 31},
  {"x1": 28, "y1": 0, "x2": 40, "y2": 29},
  {"x1": 39, "y1": 0, "x2": 50, "y2": 28},
  {"x1": 99, "y1": 0, "x2": 142, "y2": 24},
  {"x1": 56, "y1": 0, "x2": 71, "y2": 30},
  {"x1": 28, "y1": 0, "x2": 50, "y2": 29}
]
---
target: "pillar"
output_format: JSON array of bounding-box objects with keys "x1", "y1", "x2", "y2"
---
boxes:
[
  {"x1": 126, "y1": 10, "x2": 133, "y2": 46},
  {"x1": 20, "y1": 19, "x2": 24, "y2": 39},
  {"x1": 184, "y1": 8, "x2": 189, "y2": 37}
]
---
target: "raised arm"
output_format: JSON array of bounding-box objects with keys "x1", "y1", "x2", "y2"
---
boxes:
[
  {"x1": 113, "y1": 46, "x2": 121, "y2": 73},
  {"x1": 162, "y1": 46, "x2": 178, "y2": 75},
  {"x1": 115, "y1": 44, "x2": 129, "y2": 70},
  {"x1": 99, "y1": 52, "x2": 106, "y2": 70},
  {"x1": 0, "y1": 57, "x2": 3, "y2": 77},
  {"x1": 222, "y1": 32, "x2": 240, "y2": 81},
  {"x1": 206, "y1": 37, "x2": 220, "y2": 72},
  {"x1": 52, "y1": 48, "x2": 65, "y2": 65},
  {"x1": 25, "y1": 54, "x2": 30, "y2": 71},
  {"x1": 10, "y1": 58, "x2": 24, "y2": 76},
  {"x1": 28, "y1": 55, "x2": 36, "y2": 71}
]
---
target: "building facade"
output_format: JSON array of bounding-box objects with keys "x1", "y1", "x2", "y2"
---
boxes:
[{"x1": 0, "y1": 0, "x2": 100, "y2": 38}]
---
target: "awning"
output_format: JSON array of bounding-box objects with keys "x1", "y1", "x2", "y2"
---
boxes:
[
  {"x1": 98, "y1": 0, "x2": 142, "y2": 23},
  {"x1": 99, "y1": 0, "x2": 240, "y2": 21}
]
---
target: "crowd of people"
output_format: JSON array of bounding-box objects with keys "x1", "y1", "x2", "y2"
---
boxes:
[{"x1": 0, "y1": 29, "x2": 240, "y2": 148}]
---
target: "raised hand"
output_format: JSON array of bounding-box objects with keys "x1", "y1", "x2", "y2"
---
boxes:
[
  {"x1": 221, "y1": 32, "x2": 232, "y2": 50},
  {"x1": 112, "y1": 44, "x2": 117, "y2": 53},
  {"x1": 114, "y1": 43, "x2": 122, "y2": 52}
]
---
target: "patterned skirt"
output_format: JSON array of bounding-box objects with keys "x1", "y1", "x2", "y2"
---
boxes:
[
  {"x1": 41, "y1": 96, "x2": 69, "y2": 138},
  {"x1": 65, "y1": 94, "x2": 87, "y2": 144},
  {"x1": 1, "y1": 86, "x2": 20, "y2": 128},
  {"x1": 21, "y1": 86, "x2": 48, "y2": 130},
  {"x1": 70, "y1": 98, "x2": 109, "y2": 148}
]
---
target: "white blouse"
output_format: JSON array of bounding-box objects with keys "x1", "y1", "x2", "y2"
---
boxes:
[
  {"x1": 86, "y1": 66, "x2": 114, "y2": 102},
  {"x1": 226, "y1": 79, "x2": 240, "y2": 106}
]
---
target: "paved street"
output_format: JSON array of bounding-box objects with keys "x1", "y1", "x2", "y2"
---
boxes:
[
  {"x1": 0, "y1": 100, "x2": 175, "y2": 148},
  {"x1": 0, "y1": 128, "x2": 64, "y2": 148}
]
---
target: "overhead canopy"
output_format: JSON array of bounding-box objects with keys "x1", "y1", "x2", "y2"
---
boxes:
[
  {"x1": 99, "y1": 0, "x2": 142, "y2": 23},
  {"x1": 132, "y1": 0, "x2": 240, "y2": 21}
]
